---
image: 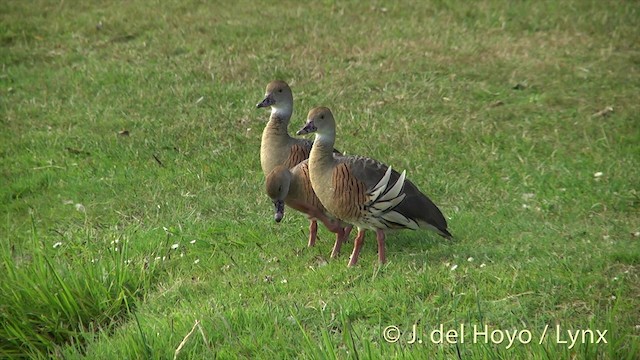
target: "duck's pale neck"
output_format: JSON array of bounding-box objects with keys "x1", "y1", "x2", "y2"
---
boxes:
[
  {"x1": 310, "y1": 132, "x2": 336, "y2": 167},
  {"x1": 264, "y1": 104, "x2": 293, "y2": 137},
  {"x1": 271, "y1": 104, "x2": 292, "y2": 121}
]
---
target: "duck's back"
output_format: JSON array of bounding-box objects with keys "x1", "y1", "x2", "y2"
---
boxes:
[{"x1": 321, "y1": 155, "x2": 450, "y2": 236}]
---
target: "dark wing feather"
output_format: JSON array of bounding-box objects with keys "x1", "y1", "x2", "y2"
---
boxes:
[{"x1": 341, "y1": 155, "x2": 450, "y2": 235}]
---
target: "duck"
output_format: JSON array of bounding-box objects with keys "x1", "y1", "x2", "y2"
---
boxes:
[
  {"x1": 257, "y1": 81, "x2": 348, "y2": 252},
  {"x1": 297, "y1": 107, "x2": 452, "y2": 267},
  {"x1": 265, "y1": 161, "x2": 352, "y2": 257},
  {"x1": 256, "y1": 80, "x2": 313, "y2": 175}
]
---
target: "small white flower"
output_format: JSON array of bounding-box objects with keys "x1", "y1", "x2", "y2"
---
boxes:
[
  {"x1": 189, "y1": 240, "x2": 197, "y2": 244},
  {"x1": 53, "y1": 242, "x2": 62, "y2": 248},
  {"x1": 613, "y1": 277, "x2": 619, "y2": 281},
  {"x1": 603, "y1": 235, "x2": 610, "y2": 241},
  {"x1": 182, "y1": 191, "x2": 197, "y2": 198},
  {"x1": 594, "y1": 172, "x2": 603, "y2": 178},
  {"x1": 75, "y1": 203, "x2": 86, "y2": 212},
  {"x1": 180, "y1": 252, "x2": 184, "y2": 258},
  {"x1": 194, "y1": 259, "x2": 200, "y2": 264},
  {"x1": 467, "y1": 257, "x2": 474, "y2": 262},
  {"x1": 522, "y1": 193, "x2": 535, "y2": 201},
  {"x1": 610, "y1": 295, "x2": 616, "y2": 300},
  {"x1": 171, "y1": 243, "x2": 179, "y2": 250},
  {"x1": 450, "y1": 264, "x2": 458, "y2": 271},
  {"x1": 480, "y1": 263, "x2": 486, "y2": 268},
  {"x1": 280, "y1": 279, "x2": 288, "y2": 284},
  {"x1": 522, "y1": 204, "x2": 531, "y2": 209},
  {"x1": 155, "y1": 256, "x2": 162, "y2": 261}
]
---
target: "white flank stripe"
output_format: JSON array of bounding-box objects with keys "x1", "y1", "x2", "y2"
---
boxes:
[
  {"x1": 369, "y1": 166, "x2": 393, "y2": 201},
  {"x1": 383, "y1": 210, "x2": 419, "y2": 229},
  {"x1": 379, "y1": 170, "x2": 406, "y2": 202}
]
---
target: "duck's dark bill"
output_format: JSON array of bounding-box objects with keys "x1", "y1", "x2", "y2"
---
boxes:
[
  {"x1": 256, "y1": 95, "x2": 275, "y2": 108},
  {"x1": 296, "y1": 121, "x2": 317, "y2": 135},
  {"x1": 274, "y1": 200, "x2": 285, "y2": 223}
]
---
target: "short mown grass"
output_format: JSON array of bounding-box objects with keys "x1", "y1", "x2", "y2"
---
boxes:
[{"x1": 1, "y1": 0, "x2": 639, "y2": 358}]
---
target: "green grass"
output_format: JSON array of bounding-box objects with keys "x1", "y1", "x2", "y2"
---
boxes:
[{"x1": 1, "y1": 0, "x2": 639, "y2": 358}]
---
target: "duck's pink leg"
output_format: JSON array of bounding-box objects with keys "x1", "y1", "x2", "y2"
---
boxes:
[
  {"x1": 330, "y1": 225, "x2": 353, "y2": 258},
  {"x1": 348, "y1": 229, "x2": 366, "y2": 267},
  {"x1": 376, "y1": 229, "x2": 386, "y2": 264},
  {"x1": 308, "y1": 220, "x2": 318, "y2": 247},
  {"x1": 331, "y1": 231, "x2": 343, "y2": 258},
  {"x1": 344, "y1": 225, "x2": 353, "y2": 239}
]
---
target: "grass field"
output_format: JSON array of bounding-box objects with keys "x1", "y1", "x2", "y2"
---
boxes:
[{"x1": 1, "y1": 0, "x2": 639, "y2": 358}]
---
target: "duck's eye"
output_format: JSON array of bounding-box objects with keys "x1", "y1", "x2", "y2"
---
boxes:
[
  {"x1": 320, "y1": 115, "x2": 325, "y2": 119},
  {"x1": 278, "y1": 89, "x2": 283, "y2": 93}
]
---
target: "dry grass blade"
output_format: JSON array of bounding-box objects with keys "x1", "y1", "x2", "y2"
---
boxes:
[{"x1": 174, "y1": 319, "x2": 201, "y2": 360}]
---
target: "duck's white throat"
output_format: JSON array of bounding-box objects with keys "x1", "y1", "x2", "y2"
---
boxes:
[
  {"x1": 271, "y1": 104, "x2": 292, "y2": 119},
  {"x1": 314, "y1": 131, "x2": 335, "y2": 146}
]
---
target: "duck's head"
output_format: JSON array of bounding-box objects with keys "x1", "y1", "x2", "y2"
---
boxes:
[
  {"x1": 265, "y1": 165, "x2": 292, "y2": 223},
  {"x1": 256, "y1": 80, "x2": 293, "y2": 118},
  {"x1": 296, "y1": 107, "x2": 335, "y2": 137}
]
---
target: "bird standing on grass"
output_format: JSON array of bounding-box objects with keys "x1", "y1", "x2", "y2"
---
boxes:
[
  {"x1": 297, "y1": 107, "x2": 452, "y2": 267},
  {"x1": 257, "y1": 81, "x2": 351, "y2": 253},
  {"x1": 257, "y1": 80, "x2": 312, "y2": 173},
  {"x1": 265, "y1": 162, "x2": 351, "y2": 257}
]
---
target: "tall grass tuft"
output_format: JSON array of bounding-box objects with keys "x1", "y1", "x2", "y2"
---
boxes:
[{"x1": 0, "y1": 216, "x2": 162, "y2": 358}]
